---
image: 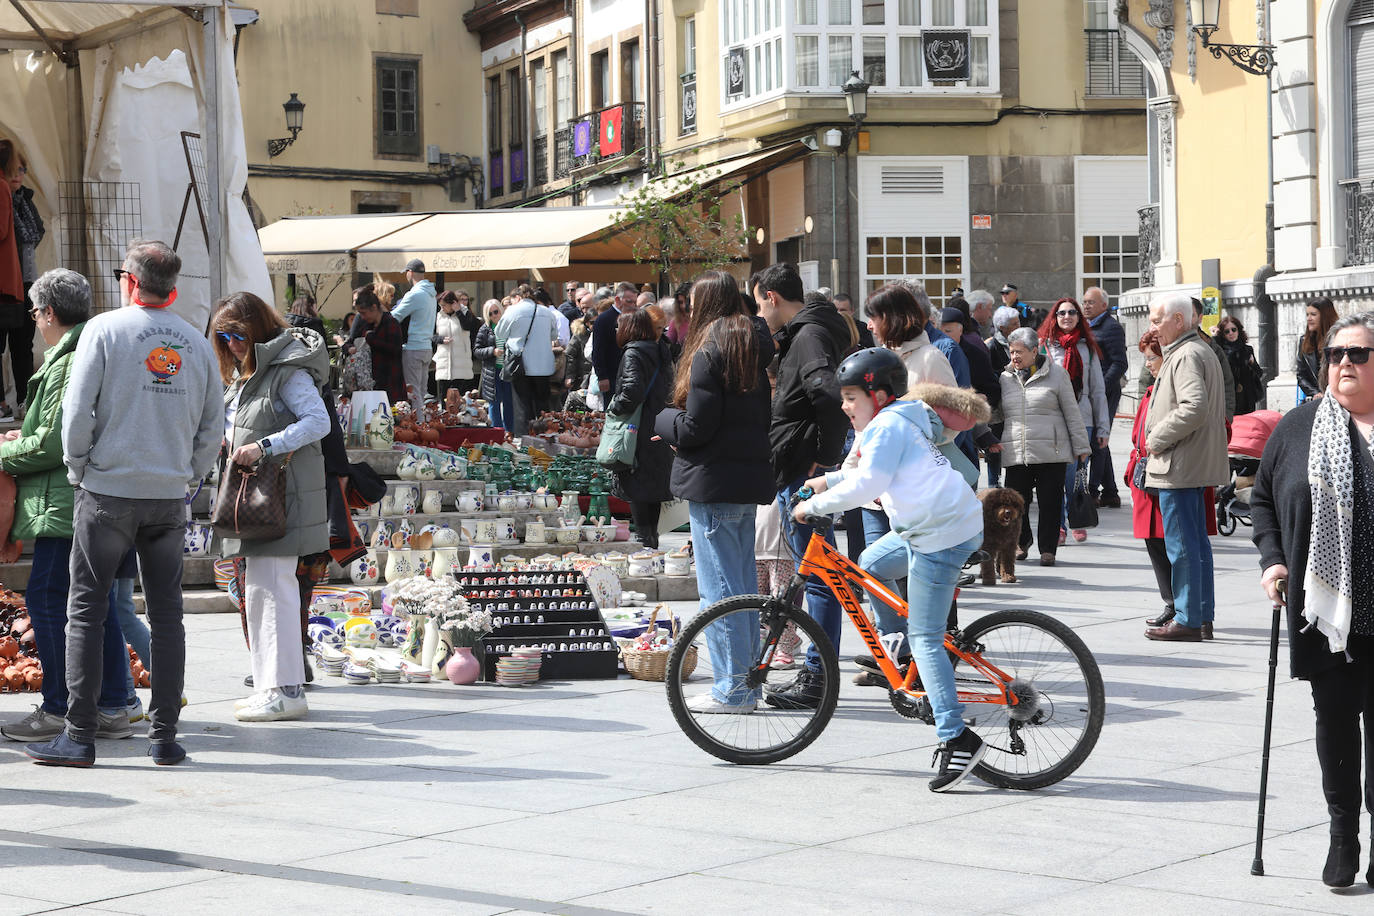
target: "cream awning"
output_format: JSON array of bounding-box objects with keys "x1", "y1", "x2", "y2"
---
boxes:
[
  {"x1": 257, "y1": 213, "x2": 434, "y2": 275},
  {"x1": 353, "y1": 206, "x2": 630, "y2": 277}
]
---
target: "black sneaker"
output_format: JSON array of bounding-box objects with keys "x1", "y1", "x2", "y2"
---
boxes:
[
  {"x1": 929, "y1": 727, "x2": 987, "y2": 793},
  {"x1": 764, "y1": 668, "x2": 825, "y2": 710},
  {"x1": 854, "y1": 653, "x2": 912, "y2": 674}
]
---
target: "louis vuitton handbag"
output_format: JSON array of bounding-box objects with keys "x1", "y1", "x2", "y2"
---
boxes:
[{"x1": 212, "y1": 454, "x2": 293, "y2": 541}]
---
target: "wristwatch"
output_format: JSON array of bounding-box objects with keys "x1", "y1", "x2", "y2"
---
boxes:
[{"x1": 258, "y1": 437, "x2": 273, "y2": 457}]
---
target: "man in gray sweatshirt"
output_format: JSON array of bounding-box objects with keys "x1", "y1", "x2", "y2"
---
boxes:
[{"x1": 26, "y1": 240, "x2": 222, "y2": 768}]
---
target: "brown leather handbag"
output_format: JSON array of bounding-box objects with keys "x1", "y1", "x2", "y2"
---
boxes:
[{"x1": 212, "y1": 454, "x2": 292, "y2": 541}]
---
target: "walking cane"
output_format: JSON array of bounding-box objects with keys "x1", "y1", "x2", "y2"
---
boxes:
[{"x1": 1251, "y1": 578, "x2": 1286, "y2": 877}]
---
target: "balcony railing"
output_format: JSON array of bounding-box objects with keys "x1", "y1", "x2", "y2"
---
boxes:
[
  {"x1": 532, "y1": 134, "x2": 549, "y2": 186},
  {"x1": 1342, "y1": 179, "x2": 1374, "y2": 267},
  {"x1": 569, "y1": 102, "x2": 646, "y2": 172},
  {"x1": 553, "y1": 126, "x2": 571, "y2": 180},
  {"x1": 1138, "y1": 202, "x2": 1160, "y2": 288}
]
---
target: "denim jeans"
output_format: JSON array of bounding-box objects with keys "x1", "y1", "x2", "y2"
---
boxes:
[
  {"x1": 858, "y1": 528, "x2": 909, "y2": 657},
  {"x1": 1157, "y1": 487, "x2": 1215, "y2": 628},
  {"x1": 908, "y1": 533, "x2": 983, "y2": 741},
  {"x1": 491, "y1": 377, "x2": 515, "y2": 431},
  {"x1": 1089, "y1": 392, "x2": 1121, "y2": 498},
  {"x1": 778, "y1": 478, "x2": 843, "y2": 672},
  {"x1": 689, "y1": 501, "x2": 760, "y2": 705},
  {"x1": 66, "y1": 489, "x2": 187, "y2": 743},
  {"x1": 1061, "y1": 427, "x2": 1093, "y2": 530},
  {"x1": 27, "y1": 537, "x2": 128, "y2": 716}
]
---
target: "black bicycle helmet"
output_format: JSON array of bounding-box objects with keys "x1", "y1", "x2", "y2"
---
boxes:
[{"x1": 836, "y1": 347, "x2": 908, "y2": 399}]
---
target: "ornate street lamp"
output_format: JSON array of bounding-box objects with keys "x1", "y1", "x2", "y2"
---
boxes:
[
  {"x1": 268, "y1": 93, "x2": 306, "y2": 157},
  {"x1": 842, "y1": 71, "x2": 869, "y2": 128},
  {"x1": 1188, "y1": 0, "x2": 1275, "y2": 76}
]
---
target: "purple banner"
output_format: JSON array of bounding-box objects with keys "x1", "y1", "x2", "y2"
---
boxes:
[
  {"x1": 491, "y1": 155, "x2": 503, "y2": 191},
  {"x1": 511, "y1": 149, "x2": 525, "y2": 183},
  {"x1": 573, "y1": 119, "x2": 593, "y2": 157}
]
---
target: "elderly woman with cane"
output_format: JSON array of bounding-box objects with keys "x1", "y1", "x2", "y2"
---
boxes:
[{"x1": 1252, "y1": 310, "x2": 1374, "y2": 888}]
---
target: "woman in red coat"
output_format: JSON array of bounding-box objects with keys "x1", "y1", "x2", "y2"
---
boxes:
[{"x1": 1127, "y1": 329, "x2": 1217, "y2": 632}]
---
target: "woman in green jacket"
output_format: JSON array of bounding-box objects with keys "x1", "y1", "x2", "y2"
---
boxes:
[{"x1": 0, "y1": 269, "x2": 135, "y2": 743}]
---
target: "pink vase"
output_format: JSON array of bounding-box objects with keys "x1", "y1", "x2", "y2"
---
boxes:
[{"x1": 445, "y1": 645, "x2": 481, "y2": 684}]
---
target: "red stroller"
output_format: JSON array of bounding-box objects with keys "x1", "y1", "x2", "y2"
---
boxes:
[{"x1": 1216, "y1": 410, "x2": 1281, "y2": 535}]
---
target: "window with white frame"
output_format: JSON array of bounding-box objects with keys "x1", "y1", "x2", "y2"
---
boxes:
[
  {"x1": 863, "y1": 235, "x2": 965, "y2": 304},
  {"x1": 1080, "y1": 235, "x2": 1140, "y2": 300},
  {"x1": 789, "y1": 0, "x2": 995, "y2": 100},
  {"x1": 721, "y1": 0, "x2": 784, "y2": 105},
  {"x1": 1083, "y1": 0, "x2": 1145, "y2": 96},
  {"x1": 1350, "y1": 1, "x2": 1374, "y2": 180}
]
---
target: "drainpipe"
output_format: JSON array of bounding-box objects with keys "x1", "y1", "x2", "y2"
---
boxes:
[
  {"x1": 515, "y1": 13, "x2": 530, "y2": 203},
  {"x1": 566, "y1": 0, "x2": 580, "y2": 206}
]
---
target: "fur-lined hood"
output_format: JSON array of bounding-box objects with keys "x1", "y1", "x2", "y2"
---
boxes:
[{"x1": 901, "y1": 383, "x2": 991, "y2": 444}]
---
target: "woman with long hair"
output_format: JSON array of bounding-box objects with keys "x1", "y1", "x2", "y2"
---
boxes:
[
  {"x1": 1214, "y1": 315, "x2": 1264, "y2": 415},
  {"x1": 434, "y1": 289, "x2": 480, "y2": 399},
  {"x1": 655, "y1": 270, "x2": 775, "y2": 711},
  {"x1": 212, "y1": 292, "x2": 330, "y2": 722},
  {"x1": 474, "y1": 299, "x2": 513, "y2": 429},
  {"x1": 607, "y1": 308, "x2": 674, "y2": 547},
  {"x1": 1038, "y1": 297, "x2": 1110, "y2": 543},
  {"x1": 1297, "y1": 296, "x2": 1339, "y2": 400}
]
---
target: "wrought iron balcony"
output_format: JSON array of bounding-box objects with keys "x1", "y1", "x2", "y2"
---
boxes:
[
  {"x1": 532, "y1": 134, "x2": 549, "y2": 187},
  {"x1": 1342, "y1": 179, "x2": 1374, "y2": 268},
  {"x1": 1138, "y1": 202, "x2": 1160, "y2": 288},
  {"x1": 568, "y1": 102, "x2": 646, "y2": 173},
  {"x1": 553, "y1": 126, "x2": 571, "y2": 180}
]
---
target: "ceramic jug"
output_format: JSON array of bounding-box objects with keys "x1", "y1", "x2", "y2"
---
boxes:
[
  {"x1": 456, "y1": 490, "x2": 483, "y2": 513},
  {"x1": 350, "y1": 550, "x2": 380, "y2": 585},
  {"x1": 370, "y1": 519, "x2": 395, "y2": 549},
  {"x1": 422, "y1": 488, "x2": 443, "y2": 515},
  {"x1": 368, "y1": 403, "x2": 394, "y2": 450},
  {"x1": 397, "y1": 453, "x2": 420, "y2": 480},
  {"x1": 431, "y1": 524, "x2": 461, "y2": 548},
  {"x1": 384, "y1": 547, "x2": 416, "y2": 583},
  {"x1": 415, "y1": 453, "x2": 438, "y2": 481},
  {"x1": 396, "y1": 517, "x2": 414, "y2": 547},
  {"x1": 431, "y1": 546, "x2": 462, "y2": 578}
]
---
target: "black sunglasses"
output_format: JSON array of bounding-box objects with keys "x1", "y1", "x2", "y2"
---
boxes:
[
  {"x1": 1325, "y1": 345, "x2": 1374, "y2": 366},
  {"x1": 1056, "y1": 310, "x2": 1078, "y2": 317},
  {"x1": 113, "y1": 268, "x2": 131, "y2": 283},
  {"x1": 216, "y1": 331, "x2": 246, "y2": 343}
]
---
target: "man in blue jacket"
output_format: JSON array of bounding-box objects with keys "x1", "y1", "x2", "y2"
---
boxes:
[
  {"x1": 1082, "y1": 287, "x2": 1127, "y2": 508},
  {"x1": 391, "y1": 258, "x2": 436, "y2": 414}
]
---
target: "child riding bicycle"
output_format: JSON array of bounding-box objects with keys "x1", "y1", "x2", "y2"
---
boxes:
[{"x1": 792, "y1": 347, "x2": 987, "y2": 791}]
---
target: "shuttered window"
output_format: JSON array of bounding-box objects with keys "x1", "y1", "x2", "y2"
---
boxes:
[
  {"x1": 1085, "y1": 29, "x2": 1145, "y2": 96},
  {"x1": 1351, "y1": 12, "x2": 1374, "y2": 180}
]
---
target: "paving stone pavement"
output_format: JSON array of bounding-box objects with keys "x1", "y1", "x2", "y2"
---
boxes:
[{"x1": 0, "y1": 429, "x2": 1369, "y2": 914}]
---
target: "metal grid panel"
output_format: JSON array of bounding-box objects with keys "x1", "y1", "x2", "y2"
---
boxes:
[{"x1": 59, "y1": 181, "x2": 142, "y2": 314}]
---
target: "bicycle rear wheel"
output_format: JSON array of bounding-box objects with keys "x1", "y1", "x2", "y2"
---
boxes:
[
  {"x1": 956, "y1": 609, "x2": 1104, "y2": 789},
  {"x1": 665, "y1": 595, "x2": 840, "y2": 765}
]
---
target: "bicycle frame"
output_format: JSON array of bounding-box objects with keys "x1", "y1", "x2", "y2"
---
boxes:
[{"x1": 770, "y1": 530, "x2": 1023, "y2": 710}]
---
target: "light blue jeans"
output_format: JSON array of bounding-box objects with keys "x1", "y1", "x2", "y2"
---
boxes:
[
  {"x1": 690, "y1": 501, "x2": 761, "y2": 705},
  {"x1": 907, "y1": 533, "x2": 983, "y2": 742},
  {"x1": 114, "y1": 577, "x2": 149, "y2": 704},
  {"x1": 858, "y1": 528, "x2": 909, "y2": 657},
  {"x1": 1061, "y1": 427, "x2": 1093, "y2": 530}
]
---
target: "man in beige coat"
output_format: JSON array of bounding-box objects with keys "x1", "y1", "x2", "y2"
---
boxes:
[{"x1": 1142, "y1": 293, "x2": 1229, "y2": 642}]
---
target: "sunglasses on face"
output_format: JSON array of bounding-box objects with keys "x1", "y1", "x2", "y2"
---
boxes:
[
  {"x1": 216, "y1": 331, "x2": 246, "y2": 343},
  {"x1": 1325, "y1": 346, "x2": 1374, "y2": 366},
  {"x1": 113, "y1": 268, "x2": 134, "y2": 284},
  {"x1": 1056, "y1": 310, "x2": 1078, "y2": 317}
]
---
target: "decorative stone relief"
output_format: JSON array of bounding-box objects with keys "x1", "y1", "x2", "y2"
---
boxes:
[
  {"x1": 1185, "y1": 1, "x2": 1198, "y2": 82},
  {"x1": 1143, "y1": 0, "x2": 1175, "y2": 69},
  {"x1": 1151, "y1": 98, "x2": 1176, "y2": 168}
]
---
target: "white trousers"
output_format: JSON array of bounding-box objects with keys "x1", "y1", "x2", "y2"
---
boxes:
[{"x1": 244, "y1": 555, "x2": 306, "y2": 691}]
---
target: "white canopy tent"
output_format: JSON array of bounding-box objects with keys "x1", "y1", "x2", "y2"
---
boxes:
[{"x1": 0, "y1": 0, "x2": 268, "y2": 330}]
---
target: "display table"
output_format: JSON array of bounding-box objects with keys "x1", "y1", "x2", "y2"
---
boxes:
[{"x1": 438, "y1": 427, "x2": 508, "y2": 449}]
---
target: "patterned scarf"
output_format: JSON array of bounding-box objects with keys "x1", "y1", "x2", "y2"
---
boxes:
[
  {"x1": 1305, "y1": 392, "x2": 1360, "y2": 654},
  {"x1": 1054, "y1": 328, "x2": 1086, "y2": 399}
]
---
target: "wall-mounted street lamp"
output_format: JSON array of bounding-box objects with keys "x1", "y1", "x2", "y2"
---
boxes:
[
  {"x1": 843, "y1": 71, "x2": 869, "y2": 127},
  {"x1": 267, "y1": 93, "x2": 306, "y2": 157},
  {"x1": 1188, "y1": 0, "x2": 1275, "y2": 76}
]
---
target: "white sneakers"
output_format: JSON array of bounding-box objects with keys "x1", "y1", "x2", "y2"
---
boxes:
[
  {"x1": 686, "y1": 693, "x2": 757, "y2": 715},
  {"x1": 234, "y1": 688, "x2": 308, "y2": 722}
]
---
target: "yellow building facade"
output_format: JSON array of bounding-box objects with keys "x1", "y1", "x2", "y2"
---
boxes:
[{"x1": 236, "y1": 0, "x2": 484, "y2": 311}]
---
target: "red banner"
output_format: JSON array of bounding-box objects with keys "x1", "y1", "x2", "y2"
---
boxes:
[{"x1": 599, "y1": 105, "x2": 624, "y2": 157}]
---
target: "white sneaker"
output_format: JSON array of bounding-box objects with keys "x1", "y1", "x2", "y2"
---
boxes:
[
  {"x1": 234, "y1": 690, "x2": 271, "y2": 711},
  {"x1": 686, "y1": 693, "x2": 756, "y2": 715},
  {"x1": 234, "y1": 688, "x2": 308, "y2": 722}
]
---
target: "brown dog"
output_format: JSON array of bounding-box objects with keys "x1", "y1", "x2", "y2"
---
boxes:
[{"x1": 977, "y1": 487, "x2": 1025, "y2": 584}]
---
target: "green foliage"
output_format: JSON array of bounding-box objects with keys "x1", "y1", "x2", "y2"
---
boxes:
[{"x1": 612, "y1": 163, "x2": 751, "y2": 289}]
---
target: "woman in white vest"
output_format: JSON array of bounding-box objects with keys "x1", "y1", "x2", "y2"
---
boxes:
[{"x1": 433, "y1": 289, "x2": 480, "y2": 399}]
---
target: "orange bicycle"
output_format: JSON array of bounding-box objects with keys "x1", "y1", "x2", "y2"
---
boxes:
[{"x1": 665, "y1": 498, "x2": 1104, "y2": 788}]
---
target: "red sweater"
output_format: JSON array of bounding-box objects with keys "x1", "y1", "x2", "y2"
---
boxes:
[{"x1": 0, "y1": 182, "x2": 22, "y2": 301}]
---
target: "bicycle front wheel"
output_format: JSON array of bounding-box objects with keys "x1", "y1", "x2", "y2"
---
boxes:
[
  {"x1": 665, "y1": 595, "x2": 840, "y2": 765},
  {"x1": 957, "y1": 609, "x2": 1105, "y2": 789}
]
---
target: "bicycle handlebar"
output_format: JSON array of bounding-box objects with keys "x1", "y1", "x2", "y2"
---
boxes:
[{"x1": 788, "y1": 485, "x2": 834, "y2": 530}]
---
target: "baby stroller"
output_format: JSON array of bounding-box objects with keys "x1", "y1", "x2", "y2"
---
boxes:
[{"x1": 1216, "y1": 410, "x2": 1281, "y2": 536}]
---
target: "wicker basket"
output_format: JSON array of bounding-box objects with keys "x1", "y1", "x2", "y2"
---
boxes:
[{"x1": 621, "y1": 605, "x2": 697, "y2": 682}]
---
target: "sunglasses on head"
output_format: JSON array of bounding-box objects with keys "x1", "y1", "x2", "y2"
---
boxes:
[
  {"x1": 1325, "y1": 346, "x2": 1374, "y2": 366},
  {"x1": 216, "y1": 331, "x2": 246, "y2": 343}
]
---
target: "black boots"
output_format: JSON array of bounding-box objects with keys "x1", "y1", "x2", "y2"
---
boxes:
[{"x1": 1322, "y1": 836, "x2": 1360, "y2": 888}]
